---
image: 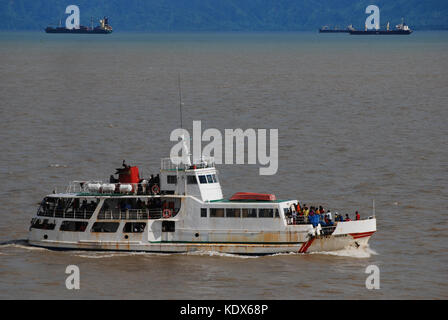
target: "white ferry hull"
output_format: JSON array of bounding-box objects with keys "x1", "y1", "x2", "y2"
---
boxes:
[{"x1": 28, "y1": 219, "x2": 376, "y2": 255}]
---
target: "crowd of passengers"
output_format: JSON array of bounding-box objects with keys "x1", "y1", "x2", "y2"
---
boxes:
[
  {"x1": 41, "y1": 198, "x2": 98, "y2": 215},
  {"x1": 286, "y1": 202, "x2": 362, "y2": 227},
  {"x1": 102, "y1": 198, "x2": 163, "y2": 212}
]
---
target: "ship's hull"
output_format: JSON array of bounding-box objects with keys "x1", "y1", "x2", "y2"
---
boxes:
[
  {"x1": 45, "y1": 28, "x2": 112, "y2": 34},
  {"x1": 319, "y1": 29, "x2": 350, "y2": 33},
  {"x1": 349, "y1": 30, "x2": 412, "y2": 35},
  {"x1": 28, "y1": 219, "x2": 376, "y2": 255}
]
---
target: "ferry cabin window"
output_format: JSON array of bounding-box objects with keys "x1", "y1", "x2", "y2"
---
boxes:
[
  {"x1": 210, "y1": 208, "x2": 225, "y2": 217},
  {"x1": 162, "y1": 221, "x2": 175, "y2": 232},
  {"x1": 187, "y1": 176, "x2": 198, "y2": 184},
  {"x1": 201, "y1": 208, "x2": 207, "y2": 218},
  {"x1": 60, "y1": 221, "x2": 88, "y2": 232},
  {"x1": 226, "y1": 208, "x2": 241, "y2": 218},
  {"x1": 259, "y1": 208, "x2": 274, "y2": 218},
  {"x1": 198, "y1": 175, "x2": 207, "y2": 184},
  {"x1": 91, "y1": 222, "x2": 119, "y2": 233},
  {"x1": 30, "y1": 219, "x2": 56, "y2": 230},
  {"x1": 167, "y1": 175, "x2": 177, "y2": 184},
  {"x1": 274, "y1": 208, "x2": 280, "y2": 218},
  {"x1": 206, "y1": 175, "x2": 214, "y2": 183},
  {"x1": 242, "y1": 208, "x2": 257, "y2": 218},
  {"x1": 123, "y1": 222, "x2": 146, "y2": 233},
  {"x1": 212, "y1": 174, "x2": 218, "y2": 183}
]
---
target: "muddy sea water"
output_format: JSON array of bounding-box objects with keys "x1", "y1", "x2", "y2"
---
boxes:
[{"x1": 0, "y1": 31, "x2": 447, "y2": 299}]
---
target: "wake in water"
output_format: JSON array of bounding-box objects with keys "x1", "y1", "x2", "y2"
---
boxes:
[
  {"x1": 0, "y1": 239, "x2": 50, "y2": 251},
  {"x1": 310, "y1": 245, "x2": 378, "y2": 258}
]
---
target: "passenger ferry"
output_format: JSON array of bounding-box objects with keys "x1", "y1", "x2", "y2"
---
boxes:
[{"x1": 28, "y1": 151, "x2": 376, "y2": 255}]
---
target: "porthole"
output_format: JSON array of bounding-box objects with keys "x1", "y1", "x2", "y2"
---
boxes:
[
  {"x1": 124, "y1": 235, "x2": 129, "y2": 239},
  {"x1": 195, "y1": 233, "x2": 199, "y2": 237},
  {"x1": 43, "y1": 234, "x2": 48, "y2": 240}
]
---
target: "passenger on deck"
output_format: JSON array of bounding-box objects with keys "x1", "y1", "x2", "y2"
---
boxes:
[
  {"x1": 326, "y1": 210, "x2": 332, "y2": 221},
  {"x1": 345, "y1": 214, "x2": 351, "y2": 221},
  {"x1": 355, "y1": 211, "x2": 360, "y2": 220}
]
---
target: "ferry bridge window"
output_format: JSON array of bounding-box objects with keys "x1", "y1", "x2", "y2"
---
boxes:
[
  {"x1": 60, "y1": 221, "x2": 88, "y2": 232},
  {"x1": 259, "y1": 208, "x2": 274, "y2": 218},
  {"x1": 201, "y1": 208, "x2": 207, "y2": 218},
  {"x1": 226, "y1": 208, "x2": 241, "y2": 218},
  {"x1": 210, "y1": 208, "x2": 225, "y2": 217},
  {"x1": 167, "y1": 175, "x2": 177, "y2": 184},
  {"x1": 242, "y1": 208, "x2": 257, "y2": 218},
  {"x1": 206, "y1": 175, "x2": 214, "y2": 183},
  {"x1": 212, "y1": 174, "x2": 218, "y2": 183},
  {"x1": 30, "y1": 218, "x2": 56, "y2": 230},
  {"x1": 123, "y1": 222, "x2": 146, "y2": 233},
  {"x1": 198, "y1": 175, "x2": 207, "y2": 184},
  {"x1": 91, "y1": 222, "x2": 119, "y2": 233},
  {"x1": 187, "y1": 176, "x2": 198, "y2": 184}
]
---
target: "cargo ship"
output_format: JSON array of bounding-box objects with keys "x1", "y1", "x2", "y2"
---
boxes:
[
  {"x1": 349, "y1": 19, "x2": 412, "y2": 35},
  {"x1": 45, "y1": 17, "x2": 112, "y2": 34},
  {"x1": 319, "y1": 25, "x2": 354, "y2": 33},
  {"x1": 27, "y1": 138, "x2": 376, "y2": 255}
]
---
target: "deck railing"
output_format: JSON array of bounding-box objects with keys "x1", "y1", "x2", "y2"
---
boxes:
[
  {"x1": 38, "y1": 208, "x2": 94, "y2": 220},
  {"x1": 98, "y1": 209, "x2": 164, "y2": 220}
]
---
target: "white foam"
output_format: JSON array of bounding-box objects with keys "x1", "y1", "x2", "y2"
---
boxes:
[
  {"x1": 183, "y1": 250, "x2": 259, "y2": 259},
  {"x1": 73, "y1": 251, "x2": 170, "y2": 259},
  {"x1": 311, "y1": 245, "x2": 378, "y2": 258}
]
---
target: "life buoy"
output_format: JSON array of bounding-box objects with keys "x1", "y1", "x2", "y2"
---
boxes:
[
  {"x1": 162, "y1": 208, "x2": 172, "y2": 219},
  {"x1": 151, "y1": 184, "x2": 160, "y2": 194}
]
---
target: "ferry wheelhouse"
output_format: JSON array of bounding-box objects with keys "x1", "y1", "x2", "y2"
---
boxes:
[{"x1": 28, "y1": 155, "x2": 376, "y2": 255}]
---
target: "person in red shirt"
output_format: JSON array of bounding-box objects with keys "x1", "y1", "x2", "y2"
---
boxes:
[{"x1": 355, "y1": 211, "x2": 360, "y2": 220}]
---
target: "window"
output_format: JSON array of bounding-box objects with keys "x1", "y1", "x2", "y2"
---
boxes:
[
  {"x1": 91, "y1": 222, "x2": 119, "y2": 233},
  {"x1": 210, "y1": 208, "x2": 225, "y2": 217},
  {"x1": 212, "y1": 174, "x2": 218, "y2": 183},
  {"x1": 242, "y1": 208, "x2": 257, "y2": 218},
  {"x1": 60, "y1": 221, "x2": 88, "y2": 232},
  {"x1": 201, "y1": 208, "x2": 207, "y2": 218},
  {"x1": 259, "y1": 208, "x2": 274, "y2": 218},
  {"x1": 187, "y1": 176, "x2": 197, "y2": 184},
  {"x1": 30, "y1": 219, "x2": 56, "y2": 230},
  {"x1": 226, "y1": 208, "x2": 241, "y2": 218},
  {"x1": 206, "y1": 175, "x2": 214, "y2": 183},
  {"x1": 167, "y1": 175, "x2": 177, "y2": 184},
  {"x1": 123, "y1": 222, "x2": 146, "y2": 233},
  {"x1": 275, "y1": 208, "x2": 280, "y2": 218},
  {"x1": 162, "y1": 221, "x2": 175, "y2": 232},
  {"x1": 198, "y1": 175, "x2": 207, "y2": 184}
]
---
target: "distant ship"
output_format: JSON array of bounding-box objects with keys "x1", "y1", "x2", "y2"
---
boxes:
[
  {"x1": 319, "y1": 25, "x2": 355, "y2": 33},
  {"x1": 349, "y1": 19, "x2": 412, "y2": 35},
  {"x1": 45, "y1": 17, "x2": 113, "y2": 34}
]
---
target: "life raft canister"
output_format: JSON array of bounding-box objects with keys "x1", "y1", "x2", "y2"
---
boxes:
[
  {"x1": 151, "y1": 184, "x2": 160, "y2": 194},
  {"x1": 162, "y1": 208, "x2": 172, "y2": 219}
]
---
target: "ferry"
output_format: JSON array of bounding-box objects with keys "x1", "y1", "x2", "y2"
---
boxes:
[
  {"x1": 349, "y1": 19, "x2": 412, "y2": 35},
  {"x1": 28, "y1": 145, "x2": 376, "y2": 255},
  {"x1": 45, "y1": 17, "x2": 112, "y2": 34}
]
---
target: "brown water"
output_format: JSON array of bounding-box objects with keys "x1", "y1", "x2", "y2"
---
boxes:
[{"x1": 0, "y1": 31, "x2": 447, "y2": 299}]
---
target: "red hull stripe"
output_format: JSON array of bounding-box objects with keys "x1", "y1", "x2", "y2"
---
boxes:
[
  {"x1": 350, "y1": 231, "x2": 375, "y2": 239},
  {"x1": 298, "y1": 237, "x2": 315, "y2": 253}
]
